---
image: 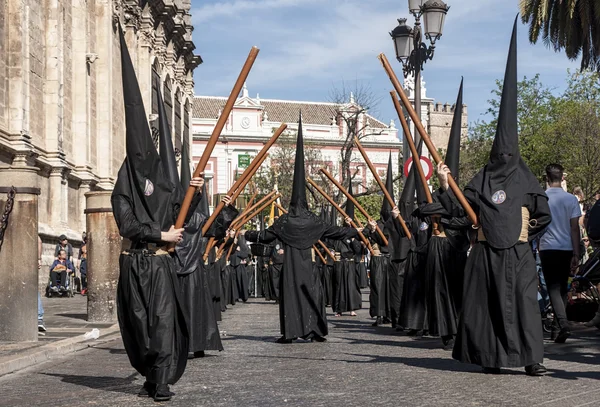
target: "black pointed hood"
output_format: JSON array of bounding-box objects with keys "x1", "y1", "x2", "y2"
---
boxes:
[
  {"x1": 345, "y1": 178, "x2": 355, "y2": 221},
  {"x1": 465, "y1": 16, "x2": 546, "y2": 249},
  {"x1": 112, "y1": 25, "x2": 175, "y2": 232},
  {"x1": 488, "y1": 19, "x2": 520, "y2": 179},
  {"x1": 289, "y1": 113, "x2": 308, "y2": 214},
  {"x1": 380, "y1": 153, "x2": 394, "y2": 221},
  {"x1": 180, "y1": 140, "x2": 192, "y2": 190},
  {"x1": 446, "y1": 78, "x2": 463, "y2": 184},
  {"x1": 399, "y1": 158, "x2": 416, "y2": 220},
  {"x1": 199, "y1": 184, "x2": 210, "y2": 217},
  {"x1": 270, "y1": 112, "x2": 326, "y2": 249},
  {"x1": 157, "y1": 86, "x2": 182, "y2": 196}
]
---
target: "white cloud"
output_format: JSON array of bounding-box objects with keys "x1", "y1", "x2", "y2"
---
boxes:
[{"x1": 193, "y1": 0, "x2": 319, "y2": 23}]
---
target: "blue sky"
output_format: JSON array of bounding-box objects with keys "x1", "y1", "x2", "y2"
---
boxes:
[{"x1": 190, "y1": 0, "x2": 579, "y2": 127}]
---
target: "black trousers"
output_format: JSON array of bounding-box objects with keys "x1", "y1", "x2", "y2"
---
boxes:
[
  {"x1": 51, "y1": 270, "x2": 67, "y2": 287},
  {"x1": 539, "y1": 250, "x2": 573, "y2": 329}
]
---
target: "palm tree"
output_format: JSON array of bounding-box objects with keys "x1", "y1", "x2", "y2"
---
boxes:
[{"x1": 520, "y1": 0, "x2": 600, "y2": 71}]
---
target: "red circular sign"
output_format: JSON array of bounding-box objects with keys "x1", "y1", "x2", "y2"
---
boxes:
[{"x1": 404, "y1": 156, "x2": 434, "y2": 180}]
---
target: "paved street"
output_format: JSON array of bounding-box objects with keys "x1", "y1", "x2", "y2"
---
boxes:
[{"x1": 0, "y1": 293, "x2": 599, "y2": 407}]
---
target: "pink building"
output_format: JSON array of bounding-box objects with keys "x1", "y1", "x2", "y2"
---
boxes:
[{"x1": 192, "y1": 84, "x2": 402, "y2": 208}]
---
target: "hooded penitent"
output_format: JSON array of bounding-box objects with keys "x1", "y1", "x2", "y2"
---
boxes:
[
  {"x1": 345, "y1": 178, "x2": 355, "y2": 222},
  {"x1": 270, "y1": 113, "x2": 326, "y2": 249},
  {"x1": 157, "y1": 86, "x2": 183, "y2": 200},
  {"x1": 466, "y1": 17, "x2": 545, "y2": 249},
  {"x1": 112, "y1": 27, "x2": 176, "y2": 233},
  {"x1": 380, "y1": 153, "x2": 395, "y2": 222},
  {"x1": 180, "y1": 141, "x2": 192, "y2": 191},
  {"x1": 446, "y1": 78, "x2": 463, "y2": 185}
]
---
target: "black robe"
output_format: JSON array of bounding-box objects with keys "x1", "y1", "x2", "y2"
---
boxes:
[
  {"x1": 175, "y1": 204, "x2": 236, "y2": 353},
  {"x1": 420, "y1": 197, "x2": 470, "y2": 338},
  {"x1": 398, "y1": 210, "x2": 431, "y2": 331},
  {"x1": 369, "y1": 218, "x2": 412, "y2": 325},
  {"x1": 355, "y1": 245, "x2": 368, "y2": 289},
  {"x1": 112, "y1": 195, "x2": 188, "y2": 385},
  {"x1": 439, "y1": 188, "x2": 551, "y2": 368},
  {"x1": 231, "y1": 237, "x2": 250, "y2": 303},
  {"x1": 246, "y1": 226, "x2": 358, "y2": 339},
  {"x1": 332, "y1": 238, "x2": 362, "y2": 313},
  {"x1": 267, "y1": 240, "x2": 284, "y2": 301}
]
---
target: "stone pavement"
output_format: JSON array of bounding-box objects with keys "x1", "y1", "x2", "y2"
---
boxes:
[
  {"x1": 0, "y1": 293, "x2": 599, "y2": 407},
  {"x1": 0, "y1": 295, "x2": 118, "y2": 374}
]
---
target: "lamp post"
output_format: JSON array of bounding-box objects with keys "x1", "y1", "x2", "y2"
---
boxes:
[{"x1": 390, "y1": 0, "x2": 449, "y2": 165}]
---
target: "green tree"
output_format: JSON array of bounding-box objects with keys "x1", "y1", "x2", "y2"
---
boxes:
[
  {"x1": 465, "y1": 70, "x2": 600, "y2": 202},
  {"x1": 520, "y1": 0, "x2": 600, "y2": 71}
]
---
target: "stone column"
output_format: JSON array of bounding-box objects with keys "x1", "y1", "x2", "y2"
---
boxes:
[
  {"x1": 0, "y1": 164, "x2": 40, "y2": 341},
  {"x1": 85, "y1": 191, "x2": 121, "y2": 322}
]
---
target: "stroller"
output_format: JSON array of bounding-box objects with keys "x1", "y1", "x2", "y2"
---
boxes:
[{"x1": 569, "y1": 248, "x2": 600, "y2": 322}]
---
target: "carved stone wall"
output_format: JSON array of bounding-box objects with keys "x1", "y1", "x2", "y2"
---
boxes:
[{"x1": 0, "y1": 0, "x2": 201, "y2": 284}]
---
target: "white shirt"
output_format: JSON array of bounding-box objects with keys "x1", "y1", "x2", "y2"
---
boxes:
[{"x1": 539, "y1": 187, "x2": 582, "y2": 251}]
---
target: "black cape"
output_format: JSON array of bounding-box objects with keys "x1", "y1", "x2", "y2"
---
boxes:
[
  {"x1": 246, "y1": 226, "x2": 358, "y2": 339},
  {"x1": 332, "y1": 238, "x2": 362, "y2": 313}
]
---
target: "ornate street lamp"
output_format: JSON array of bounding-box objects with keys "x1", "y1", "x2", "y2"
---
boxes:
[
  {"x1": 422, "y1": 0, "x2": 450, "y2": 43},
  {"x1": 389, "y1": 0, "x2": 449, "y2": 167}
]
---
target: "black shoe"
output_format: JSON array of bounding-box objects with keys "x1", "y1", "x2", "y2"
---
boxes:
[
  {"x1": 276, "y1": 336, "x2": 293, "y2": 344},
  {"x1": 138, "y1": 381, "x2": 155, "y2": 397},
  {"x1": 406, "y1": 329, "x2": 420, "y2": 336},
  {"x1": 482, "y1": 367, "x2": 501, "y2": 374},
  {"x1": 153, "y1": 384, "x2": 173, "y2": 402},
  {"x1": 311, "y1": 335, "x2": 327, "y2": 342},
  {"x1": 395, "y1": 326, "x2": 405, "y2": 332},
  {"x1": 371, "y1": 317, "x2": 382, "y2": 327},
  {"x1": 554, "y1": 328, "x2": 571, "y2": 344},
  {"x1": 382, "y1": 317, "x2": 392, "y2": 324},
  {"x1": 442, "y1": 337, "x2": 455, "y2": 351},
  {"x1": 194, "y1": 351, "x2": 206, "y2": 358},
  {"x1": 525, "y1": 363, "x2": 547, "y2": 376}
]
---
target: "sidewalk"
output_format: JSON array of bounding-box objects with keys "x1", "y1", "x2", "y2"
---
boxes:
[
  {"x1": 0, "y1": 295, "x2": 120, "y2": 376},
  {"x1": 0, "y1": 292, "x2": 598, "y2": 406}
]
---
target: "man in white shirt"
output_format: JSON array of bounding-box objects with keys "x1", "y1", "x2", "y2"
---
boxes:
[{"x1": 539, "y1": 164, "x2": 581, "y2": 343}]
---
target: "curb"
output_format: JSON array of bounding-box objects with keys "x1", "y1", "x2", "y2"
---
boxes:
[{"x1": 0, "y1": 324, "x2": 121, "y2": 377}]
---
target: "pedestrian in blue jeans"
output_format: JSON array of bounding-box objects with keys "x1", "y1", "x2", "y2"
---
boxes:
[{"x1": 38, "y1": 236, "x2": 46, "y2": 333}]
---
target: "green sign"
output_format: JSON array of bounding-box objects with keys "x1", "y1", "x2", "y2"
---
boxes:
[{"x1": 238, "y1": 154, "x2": 252, "y2": 169}]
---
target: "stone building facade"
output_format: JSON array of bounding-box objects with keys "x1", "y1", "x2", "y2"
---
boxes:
[{"x1": 0, "y1": 0, "x2": 200, "y2": 283}]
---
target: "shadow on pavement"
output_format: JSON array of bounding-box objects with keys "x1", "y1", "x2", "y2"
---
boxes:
[
  {"x1": 55, "y1": 313, "x2": 88, "y2": 321},
  {"x1": 546, "y1": 368, "x2": 600, "y2": 380},
  {"x1": 335, "y1": 335, "x2": 442, "y2": 350},
  {"x1": 41, "y1": 372, "x2": 139, "y2": 394},
  {"x1": 90, "y1": 346, "x2": 128, "y2": 355}
]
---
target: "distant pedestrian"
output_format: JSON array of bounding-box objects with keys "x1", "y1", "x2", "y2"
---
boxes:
[
  {"x1": 54, "y1": 235, "x2": 74, "y2": 263},
  {"x1": 79, "y1": 243, "x2": 87, "y2": 295},
  {"x1": 38, "y1": 236, "x2": 46, "y2": 333},
  {"x1": 539, "y1": 164, "x2": 581, "y2": 343}
]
